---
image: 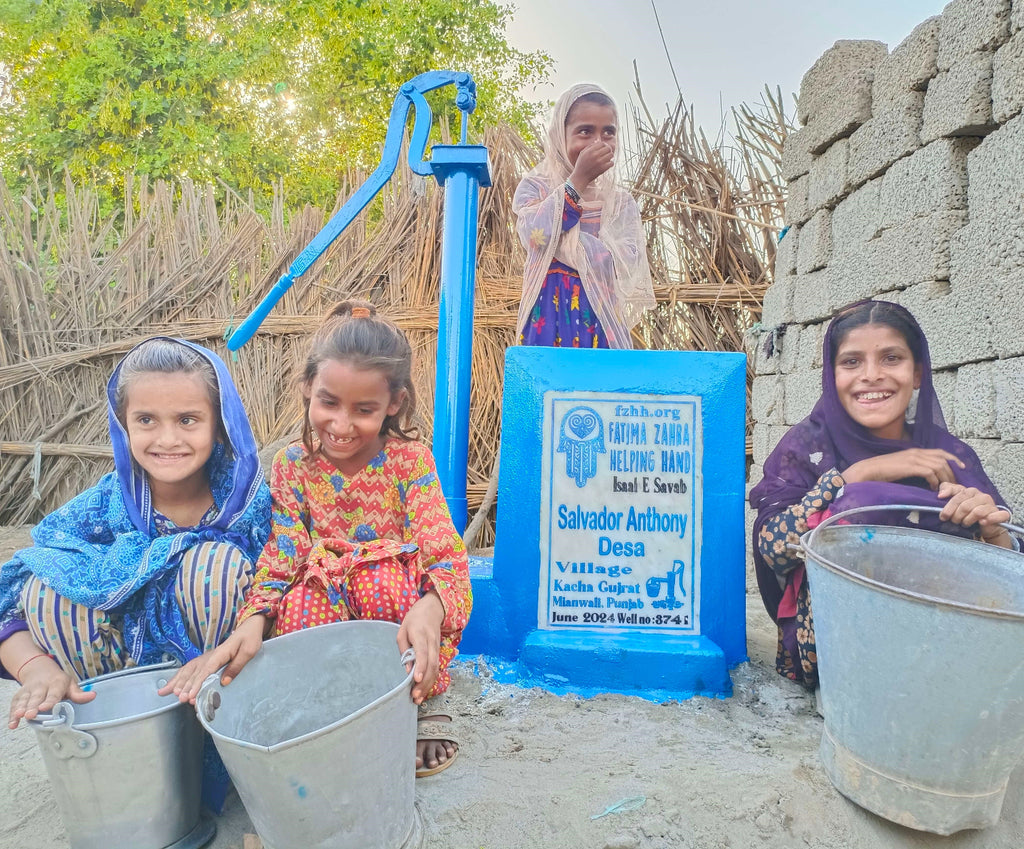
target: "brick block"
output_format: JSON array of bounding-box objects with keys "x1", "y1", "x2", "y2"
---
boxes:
[
  {"x1": 752, "y1": 424, "x2": 790, "y2": 465},
  {"x1": 962, "y1": 437, "x2": 1002, "y2": 471},
  {"x1": 779, "y1": 324, "x2": 804, "y2": 375},
  {"x1": 876, "y1": 210, "x2": 967, "y2": 283},
  {"x1": 752, "y1": 330, "x2": 779, "y2": 376},
  {"x1": 993, "y1": 30, "x2": 1024, "y2": 124},
  {"x1": 946, "y1": 258, "x2": 1024, "y2": 362},
  {"x1": 894, "y1": 279, "x2": 995, "y2": 369},
  {"x1": 950, "y1": 221, "x2": 1024, "y2": 296},
  {"x1": 792, "y1": 269, "x2": 836, "y2": 324},
  {"x1": 831, "y1": 179, "x2": 882, "y2": 249},
  {"x1": 847, "y1": 101, "x2": 923, "y2": 190},
  {"x1": 948, "y1": 119, "x2": 1024, "y2": 334},
  {"x1": 953, "y1": 361, "x2": 999, "y2": 437},
  {"x1": 828, "y1": 210, "x2": 965, "y2": 307},
  {"x1": 825, "y1": 252, "x2": 885, "y2": 307},
  {"x1": 747, "y1": 462, "x2": 764, "y2": 490},
  {"x1": 807, "y1": 139, "x2": 849, "y2": 211},
  {"x1": 963, "y1": 113, "x2": 1024, "y2": 225},
  {"x1": 781, "y1": 128, "x2": 814, "y2": 181},
  {"x1": 988, "y1": 278, "x2": 1024, "y2": 359},
  {"x1": 803, "y1": 70, "x2": 875, "y2": 155},
  {"x1": 785, "y1": 175, "x2": 810, "y2": 226},
  {"x1": 826, "y1": 252, "x2": 876, "y2": 308},
  {"x1": 797, "y1": 209, "x2": 832, "y2": 274},
  {"x1": 994, "y1": 357, "x2": 1024, "y2": 440},
  {"x1": 878, "y1": 138, "x2": 973, "y2": 229},
  {"x1": 761, "y1": 273, "x2": 795, "y2": 327},
  {"x1": 775, "y1": 224, "x2": 799, "y2": 276},
  {"x1": 783, "y1": 369, "x2": 823, "y2": 424},
  {"x1": 873, "y1": 17, "x2": 941, "y2": 110},
  {"x1": 932, "y1": 368, "x2": 957, "y2": 428},
  {"x1": 921, "y1": 53, "x2": 995, "y2": 142},
  {"x1": 797, "y1": 321, "x2": 825, "y2": 370},
  {"x1": 982, "y1": 441, "x2": 1024, "y2": 513},
  {"x1": 752, "y1": 375, "x2": 785, "y2": 425},
  {"x1": 937, "y1": 0, "x2": 1012, "y2": 71},
  {"x1": 798, "y1": 40, "x2": 888, "y2": 125}
]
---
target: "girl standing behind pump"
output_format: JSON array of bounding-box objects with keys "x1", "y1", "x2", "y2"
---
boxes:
[
  {"x1": 164, "y1": 301, "x2": 472, "y2": 777},
  {"x1": 750, "y1": 300, "x2": 1014, "y2": 690},
  {"x1": 0, "y1": 338, "x2": 271, "y2": 728},
  {"x1": 514, "y1": 83, "x2": 655, "y2": 349}
]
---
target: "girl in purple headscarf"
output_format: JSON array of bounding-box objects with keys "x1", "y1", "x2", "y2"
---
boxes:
[{"x1": 749, "y1": 300, "x2": 1014, "y2": 689}]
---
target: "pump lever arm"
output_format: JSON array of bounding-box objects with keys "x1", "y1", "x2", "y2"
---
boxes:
[{"x1": 226, "y1": 71, "x2": 477, "y2": 350}]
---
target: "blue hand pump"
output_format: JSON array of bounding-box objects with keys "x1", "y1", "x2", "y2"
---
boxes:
[{"x1": 226, "y1": 71, "x2": 491, "y2": 533}]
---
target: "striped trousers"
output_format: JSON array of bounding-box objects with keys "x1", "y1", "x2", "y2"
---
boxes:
[{"x1": 20, "y1": 541, "x2": 253, "y2": 680}]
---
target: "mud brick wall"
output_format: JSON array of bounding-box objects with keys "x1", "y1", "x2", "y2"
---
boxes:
[{"x1": 751, "y1": 0, "x2": 1024, "y2": 519}]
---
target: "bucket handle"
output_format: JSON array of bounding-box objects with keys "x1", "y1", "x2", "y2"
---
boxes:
[
  {"x1": 30, "y1": 659, "x2": 182, "y2": 725},
  {"x1": 196, "y1": 682, "x2": 223, "y2": 724},
  {"x1": 31, "y1": 702, "x2": 98, "y2": 760},
  {"x1": 795, "y1": 504, "x2": 1024, "y2": 554},
  {"x1": 73, "y1": 658, "x2": 181, "y2": 691}
]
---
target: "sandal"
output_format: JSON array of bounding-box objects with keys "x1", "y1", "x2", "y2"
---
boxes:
[{"x1": 416, "y1": 714, "x2": 459, "y2": 778}]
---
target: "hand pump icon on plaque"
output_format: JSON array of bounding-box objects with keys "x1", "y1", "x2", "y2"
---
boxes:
[{"x1": 646, "y1": 561, "x2": 687, "y2": 610}]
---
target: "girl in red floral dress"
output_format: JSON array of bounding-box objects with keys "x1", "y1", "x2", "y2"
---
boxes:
[{"x1": 165, "y1": 301, "x2": 471, "y2": 776}]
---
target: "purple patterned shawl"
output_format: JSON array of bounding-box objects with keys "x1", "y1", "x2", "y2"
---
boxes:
[{"x1": 749, "y1": 300, "x2": 1005, "y2": 621}]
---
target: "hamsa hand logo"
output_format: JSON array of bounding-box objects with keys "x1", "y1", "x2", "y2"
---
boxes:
[{"x1": 557, "y1": 406, "x2": 604, "y2": 488}]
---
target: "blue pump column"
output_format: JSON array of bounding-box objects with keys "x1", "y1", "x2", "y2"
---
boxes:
[{"x1": 429, "y1": 145, "x2": 492, "y2": 534}]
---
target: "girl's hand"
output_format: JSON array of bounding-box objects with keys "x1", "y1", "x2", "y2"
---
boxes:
[
  {"x1": 397, "y1": 592, "x2": 445, "y2": 705},
  {"x1": 569, "y1": 141, "x2": 615, "y2": 189},
  {"x1": 843, "y1": 449, "x2": 966, "y2": 490},
  {"x1": 938, "y1": 482, "x2": 1014, "y2": 547},
  {"x1": 8, "y1": 657, "x2": 94, "y2": 729},
  {"x1": 158, "y1": 614, "x2": 267, "y2": 704}
]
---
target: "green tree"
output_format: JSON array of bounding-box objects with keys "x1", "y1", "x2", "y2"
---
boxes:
[{"x1": 0, "y1": 0, "x2": 550, "y2": 208}]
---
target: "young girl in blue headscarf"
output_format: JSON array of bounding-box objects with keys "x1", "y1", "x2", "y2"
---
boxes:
[{"x1": 0, "y1": 337, "x2": 271, "y2": 728}]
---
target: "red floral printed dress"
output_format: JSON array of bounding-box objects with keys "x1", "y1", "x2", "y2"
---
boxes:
[{"x1": 239, "y1": 438, "x2": 472, "y2": 697}]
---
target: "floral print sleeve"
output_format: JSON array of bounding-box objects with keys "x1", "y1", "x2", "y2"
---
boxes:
[
  {"x1": 400, "y1": 446, "x2": 472, "y2": 635},
  {"x1": 521, "y1": 183, "x2": 584, "y2": 254},
  {"x1": 758, "y1": 468, "x2": 845, "y2": 577},
  {"x1": 561, "y1": 189, "x2": 582, "y2": 231},
  {"x1": 238, "y1": 445, "x2": 312, "y2": 623}
]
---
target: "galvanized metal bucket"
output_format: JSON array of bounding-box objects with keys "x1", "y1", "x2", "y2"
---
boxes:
[
  {"x1": 28, "y1": 661, "x2": 213, "y2": 849},
  {"x1": 196, "y1": 619, "x2": 418, "y2": 849},
  {"x1": 802, "y1": 505, "x2": 1024, "y2": 834}
]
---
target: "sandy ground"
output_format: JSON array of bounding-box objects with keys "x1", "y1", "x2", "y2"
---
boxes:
[{"x1": 1, "y1": 523, "x2": 1023, "y2": 849}]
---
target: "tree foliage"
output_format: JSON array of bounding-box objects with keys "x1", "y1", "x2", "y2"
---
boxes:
[{"x1": 0, "y1": 0, "x2": 550, "y2": 208}]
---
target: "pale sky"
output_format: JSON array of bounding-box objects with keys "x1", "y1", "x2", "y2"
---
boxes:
[{"x1": 507, "y1": 0, "x2": 950, "y2": 132}]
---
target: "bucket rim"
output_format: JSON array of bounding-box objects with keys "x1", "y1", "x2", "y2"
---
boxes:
[
  {"x1": 27, "y1": 663, "x2": 190, "y2": 731},
  {"x1": 803, "y1": 522, "x2": 1024, "y2": 621},
  {"x1": 195, "y1": 620, "x2": 415, "y2": 754}
]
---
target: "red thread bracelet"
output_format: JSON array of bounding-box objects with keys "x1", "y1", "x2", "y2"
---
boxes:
[{"x1": 15, "y1": 652, "x2": 51, "y2": 682}]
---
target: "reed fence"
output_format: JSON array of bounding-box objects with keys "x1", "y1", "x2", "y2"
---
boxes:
[{"x1": 0, "y1": 93, "x2": 789, "y2": 546}]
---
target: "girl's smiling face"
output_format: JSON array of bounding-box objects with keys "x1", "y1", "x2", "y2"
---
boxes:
[
  {"x1": 124, "y1": 372, "x2": 217, "y2": 491},
  {"x1": 564, "y1": 100, "x2": 617, "y2": 167},
  {"x1": 305, "y1": 359, "x2": 403, "y2": 475},
  {"x1": 834, "y1": 323, "x2": 921, "y2": 440}
]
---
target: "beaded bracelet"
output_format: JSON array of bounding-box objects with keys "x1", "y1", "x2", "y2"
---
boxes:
[
  {"x1": 15, "y1": 652, "x2": 51, "y2": 683},
  {"x1": 564, "y1": 180, "x2": 581, "y2": 204}
]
